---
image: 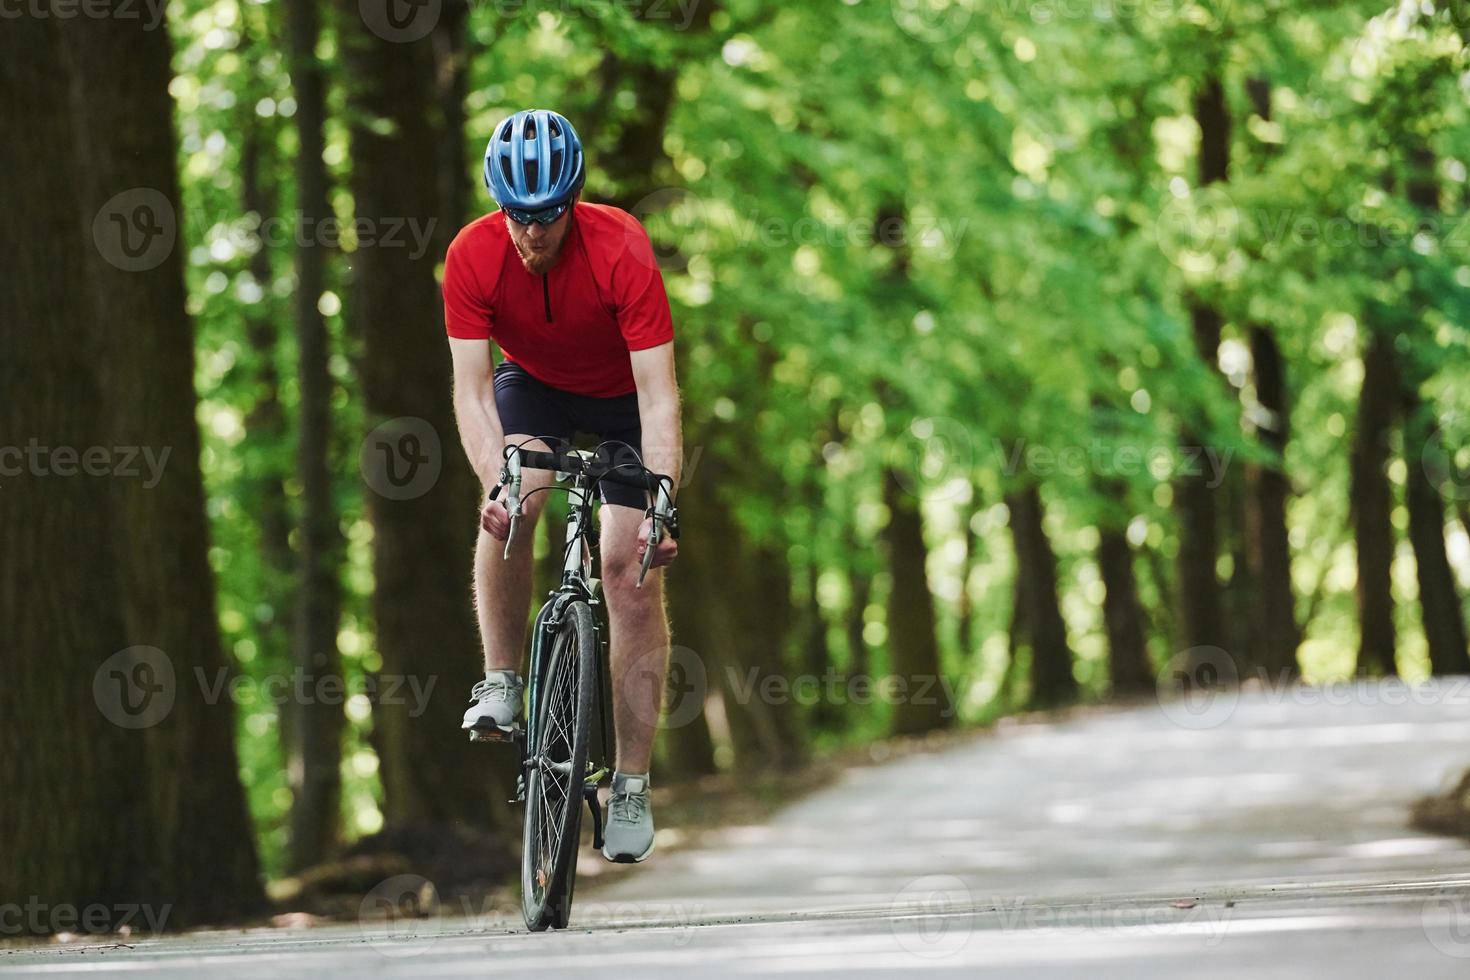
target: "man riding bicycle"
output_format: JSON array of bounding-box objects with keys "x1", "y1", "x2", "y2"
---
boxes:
[{"x1": 444, "y1": 109, "x2": 681, "y2": 864}]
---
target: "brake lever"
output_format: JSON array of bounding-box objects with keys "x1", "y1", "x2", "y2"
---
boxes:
[
  {"x1": 636, "y1": 514, "x2": 659, "y2": 589},
  {"x1": 635, "y1": 481, "x2": 673, "y2": 589},
  {"x1": 501, "y1": 450, "x2": 522, "y2": 560},
  {"x1": 505, "y1": 510, "x2": 521, "y2": 559}
]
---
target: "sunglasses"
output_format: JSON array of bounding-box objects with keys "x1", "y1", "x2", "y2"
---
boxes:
[{"x1": 504, "y1": 201, "x2": 572, "y2": 226}]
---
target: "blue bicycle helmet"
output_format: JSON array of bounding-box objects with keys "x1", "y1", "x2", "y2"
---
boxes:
[{"x1": 483, "y1": 109, "x2": 586, "y2": 210}]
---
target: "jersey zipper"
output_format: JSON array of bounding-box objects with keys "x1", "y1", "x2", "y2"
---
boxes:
[{"x1": 541, "y1": 274, "x2": 553, "y2": 323}]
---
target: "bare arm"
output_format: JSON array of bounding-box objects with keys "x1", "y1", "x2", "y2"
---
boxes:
[
  {"x1": 449, "y1": 337, "x2": 504, "y2": 493},
  {"x1": 629, "y1": 342, "x2": 682, "y2": 567},
  {"x1": 629, "y1": 342, "x2": 682, "y2": 494}
]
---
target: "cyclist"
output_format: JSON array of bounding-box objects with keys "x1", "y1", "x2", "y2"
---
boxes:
[{"x1": 444, "y1": 109, "x2": 681, "y2": 864}]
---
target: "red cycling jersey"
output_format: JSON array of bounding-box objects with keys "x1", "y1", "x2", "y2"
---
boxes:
[{"x1": 442, "y1": 202, "x2": 674, "y2": 398}]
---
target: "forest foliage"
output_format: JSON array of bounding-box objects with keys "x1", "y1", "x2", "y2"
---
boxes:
[{"x1": 7, "y1": 0, "x2": 1469, "y2": 895}]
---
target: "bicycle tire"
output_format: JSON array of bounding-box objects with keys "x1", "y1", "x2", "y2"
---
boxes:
[{"x1": 521, "y1": 599, "x2": 598, "y2": 931}]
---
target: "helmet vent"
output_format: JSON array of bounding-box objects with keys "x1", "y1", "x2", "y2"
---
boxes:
[{"x1": 484, "y1": 110, "x2": 583, "y2": 207}]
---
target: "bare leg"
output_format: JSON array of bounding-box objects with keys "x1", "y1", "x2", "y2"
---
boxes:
[
  {"x1": 600, "y1": 503, "x2": 670, "y2": 774},
  {"x1": 473, "y1": 435, "x2": 554, "y2": 673}
]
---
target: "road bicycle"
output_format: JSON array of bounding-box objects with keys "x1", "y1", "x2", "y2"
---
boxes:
[{"x1": 470, "y1": 440, "x2": 676, "y2": 931}]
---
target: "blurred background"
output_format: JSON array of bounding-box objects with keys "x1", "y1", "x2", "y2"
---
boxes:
[{"x1": 3, "y1": 0, "x2": 1470, "y2": 936}]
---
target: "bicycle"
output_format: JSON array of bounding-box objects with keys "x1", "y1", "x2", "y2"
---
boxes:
[{"x1": 470, "y1": 439, "x2": 677, "y2": 931}]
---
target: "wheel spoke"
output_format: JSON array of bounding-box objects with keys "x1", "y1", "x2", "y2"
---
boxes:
[{"x1": 523, "y1": 609, "x2": 590, "y2": 928}]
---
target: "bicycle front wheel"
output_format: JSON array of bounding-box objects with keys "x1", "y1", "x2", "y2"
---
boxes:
[{"x1": 521, "y1": 599, "x2": 598, "y2": 931}]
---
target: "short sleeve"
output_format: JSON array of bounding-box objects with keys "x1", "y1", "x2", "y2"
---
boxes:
[
  {"x1": 612, "y1": 220, "x2": 675, "y2": 351},
  {"x1": 443, "y1": 236, "x2": 492, "y2": 340}
]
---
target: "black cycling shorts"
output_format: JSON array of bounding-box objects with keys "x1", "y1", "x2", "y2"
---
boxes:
[{"x1": 493, "y1": 360, "x2": 647, "y2": 510}]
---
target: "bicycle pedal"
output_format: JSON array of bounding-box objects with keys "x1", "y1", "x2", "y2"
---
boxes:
[{"x1": 467, "y1": 724, "x2": 521, "y2": 744}]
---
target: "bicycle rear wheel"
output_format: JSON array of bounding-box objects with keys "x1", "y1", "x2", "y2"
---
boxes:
[{"x1": 521, "y1": 600, "x2": 598, "y2": 931}]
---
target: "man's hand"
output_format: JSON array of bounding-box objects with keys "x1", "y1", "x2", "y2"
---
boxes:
[
  {"x1": 637, "y1": 517, "x2": 679, "y2": 568},
  {"x1": 481, "y1": 497, "x2": 511, "y2": 540}
]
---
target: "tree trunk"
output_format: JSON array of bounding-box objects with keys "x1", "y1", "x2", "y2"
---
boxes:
[
  {"x1": 1090, "y1": 400, "x2": 1151, "y2": 694},
  {"x1": 678, "y1": 460, "x2": 803, "y2": 770},
  {"x1": 866, "y1": 197, "x2": 951, "y2": 735},
  {"x1": 750, "y1": 539, "x2": 808, "y2": 756},
  {"x1": 1245, "y1": 324, "x2": 1300, "y2": 678},
  {"x1": 1098, "y1": 527, "x2": 1152, "y2": 696},
  {"x1": 593, "y1": 16, "x2": 711, "y2": 208},
  {"x1": 1240, "y1": 79, "x2": 1300, "y2": 679},
  {"x1": 1222, "y1": 458, "x2": 1259, "y2": 673},
  {"x1": 0, "y1": 16, "x2": 165, "y2": 925},
  {"x1": 1352, "y1": 331, "x2": 1399, "y2": 675},
  {"x1": 1002, "y1": 574, "x2": 1029, "y2": 706},
  {"x1": 801, "y1": 564, "x2": 842, "y2": 734},
  {"x1": 21, "y1": 4, "x2": 266, "y2": 924},
  {"x1": 1007, "y1": 485, "x2": 1078, "y2": 707},
  {"x1": 669, "y1": 316, "x2": 806, "y2": 769},
  {"x1": 1175, "y1": 73, "x2": 1231, "y2": 668},
  {"x1": 846, "y1": 572, "x2": 873, "y2": 682},
  {"x1": 432, "y1": 0, "x2": 471, "y2": 262},
  {"x1": 338, "y1": 12, "x2": 517, "y2": 829},
  {"x1": 1135, "y1": 528, "x2": 1177, "y2": 653},
  {"x1": 1404, "y1": 389, "x2": 1470, "y2": 674},
  {"x1": 958, "y1": 509, "x2": 980, "y2": 667},
  {"x1": 882, "y1": 469, "x2": 954, "y2": 734},
  {"x1": 238, "y1": 60, "x2": 296, "y2": 677},
  {"x1": 285, "y1": 0, "x2": 345, "y2": 871}
]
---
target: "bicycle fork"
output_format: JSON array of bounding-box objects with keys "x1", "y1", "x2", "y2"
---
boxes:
[{"x1": 582, "y1": 608, "x2": 614, "y2": 851}]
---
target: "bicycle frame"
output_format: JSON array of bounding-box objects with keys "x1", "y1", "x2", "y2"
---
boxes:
[{"x1": 516, "y1": 455, "x2": 616, "y2": 810}]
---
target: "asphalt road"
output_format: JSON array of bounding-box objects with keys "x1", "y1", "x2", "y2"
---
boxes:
[{"x1": 7, "y1": 679, "x2": 1470, "y2": 977}]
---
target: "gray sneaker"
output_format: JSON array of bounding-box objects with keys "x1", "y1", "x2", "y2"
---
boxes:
[
  {"x1": 462, "y1": 669, "x2": 525, "y2": 740},
  {"x1": 602, "y1": 772, "x2": 655, "y2": 863}
]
